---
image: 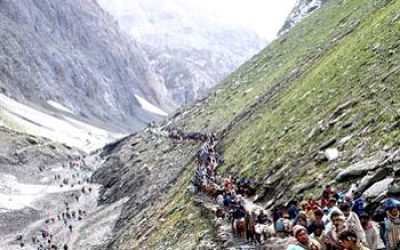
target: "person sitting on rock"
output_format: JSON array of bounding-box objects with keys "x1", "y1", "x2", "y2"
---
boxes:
[
  {"x1": 340, "y1": 203, "x2": 366, "y2": 244},
  {"x1": 286, "y1": 225, "x2": 321, "y2": 250},
  {"x1": 383, "y1": 198, "x2": 400, "y2": 250},
  {"x1": 338, "y1": 230, "x2": 370, "y2": 250}
]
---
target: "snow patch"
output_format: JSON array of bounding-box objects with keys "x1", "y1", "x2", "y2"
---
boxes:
[
  {"x1": 47, "y1": 100, "x2": 74, "y2": 114},
  {"x1": 0, "y1": 174, "x2": 84, "y2": 211},
  {"x1": 135, "y1": 94, "x2": 168, "y2": 116},
  {"x1": 0, "y1": 94, "x2": 124, "y2": 152}
]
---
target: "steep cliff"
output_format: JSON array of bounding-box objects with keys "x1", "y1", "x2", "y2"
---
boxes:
[{"x1": 0, "y1": 0, "x2": 162, "y2": 132}]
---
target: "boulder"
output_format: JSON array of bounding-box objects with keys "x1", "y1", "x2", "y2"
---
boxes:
[
  {"x1": 336, "y1": 152, "x2": 386, "y2": 182},
  {"x1": 264, "y1": 165, "x2": 288, "y2": 186},
  {"x1": 363, "y1": 178, "x2": 393, "y2": 199},
  {"x1": 387, "y1": 182, "x2": 400, "y2": 196},
  {"x1": 357, "y1": 167, "x2": 392, "y2": 194},
  {"x1": 394, "y1": 166, "x2": 400, "y2": 177},
  {"x1": 295, "y1": 179, "x2": 318, "y2": 195}
]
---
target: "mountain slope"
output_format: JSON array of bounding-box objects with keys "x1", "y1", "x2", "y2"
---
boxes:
[
  {"x1": 94, "y1": 0, "x2": 400, "y2": 249},
  {"x1": 0, "y1": 0, "x2": 163, "y2": 132},
  {"x1": 97, "y1": 0, "x2": 266, "y2": 108}
]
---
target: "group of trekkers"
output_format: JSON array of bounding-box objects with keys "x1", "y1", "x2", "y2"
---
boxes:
[
  {"x1": 15, "y1": 155, "x2": 94, "y2": 250},
  {"x1": 169, "y1": 130, "x2": 400, "y2": 250}
]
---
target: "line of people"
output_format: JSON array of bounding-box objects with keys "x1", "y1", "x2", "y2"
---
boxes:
[{"x1": 169, "y1": 130, "x2": 400, "y2": 250}]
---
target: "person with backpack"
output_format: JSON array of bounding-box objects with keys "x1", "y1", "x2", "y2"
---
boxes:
[{"x1": 352, "y1": 192, "x2": 365, "y2": 218}]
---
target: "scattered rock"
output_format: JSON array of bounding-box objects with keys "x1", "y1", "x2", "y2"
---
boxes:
[
  {"x1": 394, "y1": 166, "x2": 400, "y2": 177},
  {"x1": 324, "y1": 148, "x2": 339, "y2": 161},
  {"x1": 26, "y1": 136, "x2": 39, "y2": 145},
  {"x1": 264, "y1": 165, "x2": 288, "y2": 186},
  {"x1": 384, "y1": 120, "x2": 400, "y2": 133},
  {"x1": 295, "y1": 179, "x2": 318, "y2": 195},
  {"x1": 357, "y1": 167, "x2": 392, "y2": 194},
  {"x1": 336, "y1": 152, "x2": 386, "y2": 182},
  {"x1": 318, "y1": 137, "x2": 337, "y2": 151},
  {"x1": 363, "y1": 178, "x2": 393, "y2": 199},
  {"x1": 387, "y1": 182, "x2": 400, "y2": 196},
  {"x1": 339, "y1": 134, "x2": 353, "y2": 145},
  {"x1": 330, "y1": 99, "x2": 359, "y2": 120}
]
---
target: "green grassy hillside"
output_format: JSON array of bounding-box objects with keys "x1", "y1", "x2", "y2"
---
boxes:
[{"x1": 97, "y1": 0, "x2": 400, "y2": 248}]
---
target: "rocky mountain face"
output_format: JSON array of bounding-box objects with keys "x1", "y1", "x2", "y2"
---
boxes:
[
  {"x1": 278, "y1": 0, "x2": 328, "y2": 36},
  {"x1": 0, "y1": 0, "x2": 163, "y2": 132},
  {"x1": 97, "y1": 0, "x2": 266, "y2": 108},
  {"x1": 94, "y1": 0, "x2": 400, "y2": 249}
]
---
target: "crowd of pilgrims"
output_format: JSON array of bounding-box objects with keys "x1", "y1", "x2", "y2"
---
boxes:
[
  {"x1": 169, "y1": 130, "x2": 400, "y2": 250},
  {"x1": 15, "y1": 155, "x2": 95, "y2": 250}
]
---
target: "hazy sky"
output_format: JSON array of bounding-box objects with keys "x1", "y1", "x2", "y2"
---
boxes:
[{"x1": 196, "y1": 0, "x2": 297, "y2": 41}]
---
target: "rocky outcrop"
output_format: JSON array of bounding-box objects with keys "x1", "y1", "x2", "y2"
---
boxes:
[
  {"x1": 0, "y1": 0, "x2": 161, "y2": 132},
  {"x1": 336, "y1": 152, "x2": 387, "y2": 182}
]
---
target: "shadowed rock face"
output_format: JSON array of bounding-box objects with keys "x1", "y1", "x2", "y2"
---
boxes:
[{"x1": 0, "y1": 0, "x2": 161, "y2": 132}]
